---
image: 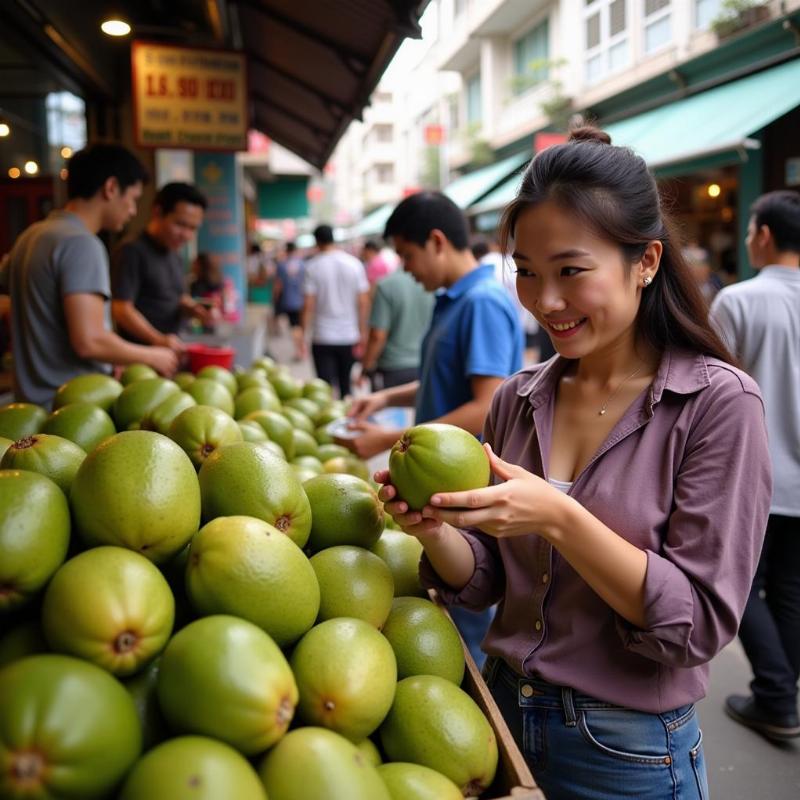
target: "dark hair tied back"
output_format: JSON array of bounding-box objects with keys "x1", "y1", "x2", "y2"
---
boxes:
[
  {"x1": 500, "y1": 124, "x2": 735, "y2": 365},
  {"x1": 567, "y1": 124, "x2": 612, "y2": 146}
]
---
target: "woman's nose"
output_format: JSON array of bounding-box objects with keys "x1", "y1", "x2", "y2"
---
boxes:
[{"x1": 536, "y1": 282, "x2": 566, "y2": 313}]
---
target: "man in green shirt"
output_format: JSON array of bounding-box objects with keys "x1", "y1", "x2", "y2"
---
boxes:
[{"x1": 356, "y1": 268, "x2": 434, "y2": 389}]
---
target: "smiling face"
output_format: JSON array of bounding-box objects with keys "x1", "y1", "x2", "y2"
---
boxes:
[
  {"x1": 511, "y1": 200, "x2": 660, "y2": 361},
  {"x1": 152, "y1": 201, "x2": 205, "y2": 251}
]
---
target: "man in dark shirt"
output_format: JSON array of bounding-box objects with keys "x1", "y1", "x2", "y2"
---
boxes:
[{"x1": 112, "y1": 182, "x2": 211, "y2": 352}]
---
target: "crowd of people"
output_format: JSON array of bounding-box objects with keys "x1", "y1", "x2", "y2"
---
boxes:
[{"x1": 0, "y1": 130, "x2": 798, "y2": 799}]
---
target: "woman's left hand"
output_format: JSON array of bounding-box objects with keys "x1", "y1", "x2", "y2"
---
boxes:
[{"x1": 423, "y1": 443, "x2": 568, "y2": 539}]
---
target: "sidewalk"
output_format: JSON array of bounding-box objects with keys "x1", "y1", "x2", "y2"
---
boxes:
[{"x1": 270, "y1": 325, "x2": 800, "y2": 798}]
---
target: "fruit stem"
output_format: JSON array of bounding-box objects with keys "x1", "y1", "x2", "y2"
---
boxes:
[
  {"x1": 11, "y1": 750, "x2": 45, "y2": 787},
  {"x1": 274, "y1": 515, "x2": 290, "y2": 532},
  {"x1": 397, "y1": 435, "x2": 410, "y2": 453},
  {"x1": 13, "y1": 435, "x2": 36, "y2": 449},
  {"x1": 113, "y1": 630, "x2": 139, "y2": 653}
]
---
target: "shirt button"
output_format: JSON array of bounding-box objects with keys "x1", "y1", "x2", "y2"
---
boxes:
[
  {"x1": 542, "y1": 573, "x2": 549, "y2": 584},
  {"x1": 520, "y1": 683, "x2": 534, "y2": 698},
  {"x1": 534, "y1": 619, "x2": 542, "y2": 631}
]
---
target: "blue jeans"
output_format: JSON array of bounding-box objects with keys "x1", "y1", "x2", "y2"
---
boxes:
[
  {"x1": 483, "y1": 657, "x2": 709, "y2": 800},
  {"x1": 448, "y1": 605, "x2": 492, "y2": 669}
]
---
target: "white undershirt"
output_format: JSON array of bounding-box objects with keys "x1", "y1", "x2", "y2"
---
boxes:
[{"x1": 548, "y1": 477, "x2": 573, "y2": 493}]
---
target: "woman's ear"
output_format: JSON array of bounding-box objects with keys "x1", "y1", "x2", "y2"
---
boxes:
[{"x1": 637, "y1": 240, "x2": 663, "y2": 283}]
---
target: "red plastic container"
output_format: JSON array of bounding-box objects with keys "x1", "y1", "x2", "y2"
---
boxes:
[{"x1": 186, "y1": 344, "x2": 235, "y2": 373}]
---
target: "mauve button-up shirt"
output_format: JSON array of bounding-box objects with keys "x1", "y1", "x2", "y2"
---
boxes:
[{"x1": 421, "y1": 350, "x2": 772, "y2": 713}]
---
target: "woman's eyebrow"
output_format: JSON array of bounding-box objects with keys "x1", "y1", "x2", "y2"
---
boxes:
[{"x1": 548, "y1": 248, "x2": 591, "y2": 261}]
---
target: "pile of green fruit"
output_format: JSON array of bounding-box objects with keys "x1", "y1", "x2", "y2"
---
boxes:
[{"x1": 0, "y1": 359, "x2": 498, "y2": 800}]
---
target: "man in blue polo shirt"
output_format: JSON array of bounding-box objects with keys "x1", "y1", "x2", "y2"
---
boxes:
[{"x1": 343, "y1": 191, "x2": 523, "y2": 665}]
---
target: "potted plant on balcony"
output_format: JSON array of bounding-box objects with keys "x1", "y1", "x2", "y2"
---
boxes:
[{"x1": 710, "y1": 0, "x2": 770, "y2": 39}]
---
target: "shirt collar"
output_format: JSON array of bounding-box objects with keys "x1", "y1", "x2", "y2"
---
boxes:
[
  {"x1": 516, "y1": 349, "x2": 711, "y2": 409},
  {"x1": 442, "y1": 263, "x2": 494, "y2": 300},
  {"x1": 757, "y1": 265, "x2": 800, "y2": 281}
]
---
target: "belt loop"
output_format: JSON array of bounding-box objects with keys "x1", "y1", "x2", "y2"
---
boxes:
[{"x1": 561, "y1": 687, "x2": 578, "y2": 727}]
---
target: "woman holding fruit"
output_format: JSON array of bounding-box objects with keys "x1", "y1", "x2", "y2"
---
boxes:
[{"x1": 377, "y1": 125, "x2": 772, "y2": 799}]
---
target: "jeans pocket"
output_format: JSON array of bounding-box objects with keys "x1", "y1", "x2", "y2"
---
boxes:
[
  {"x1": 689, "y1": 729, "x2": 708, "y2": 800},
  {"x1": 578, "y1": 708, "x2": 672, "y2": 765}
]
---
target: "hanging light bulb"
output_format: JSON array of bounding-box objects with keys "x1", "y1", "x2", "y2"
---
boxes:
[
  {"x1": 8, "y1": 167, "x2": 21, "y2": 179},
  {"x1": 24, "y1": 160, "x2": 39, "y2": 175},
  {"x1": 0, "y1": 123, "x2": 10, "y2": 137},
  {"x1": 101, "y1": 19, "x2": 131, "y2": 37}
]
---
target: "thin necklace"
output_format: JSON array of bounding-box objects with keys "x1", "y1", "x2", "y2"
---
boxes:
[{"x1": 597, "y1": 362, "x2": 645, "y2": 416}]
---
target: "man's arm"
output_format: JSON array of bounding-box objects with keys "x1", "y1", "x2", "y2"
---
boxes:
[
  {"x1": 301, "y1": 294, "x2": 315, "y2": 336},
  {"x1": 67, "y1": 293, "x2": 178, "y2": 374},
  {"x1": 360, "y1": 327, "x2": 389, "y2": 374},
  {"x1": 112, "y1": 299, "x2": 178, "y2": 348},
  {"x1": 355, "y1": 290, "x2": 370, "y2": 357},
  {"x1": 434, "y1": 375, "x2": 504, "y2": 435}
]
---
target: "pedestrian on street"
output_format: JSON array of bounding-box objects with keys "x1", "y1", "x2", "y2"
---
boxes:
[
  {"x1": 273, "y1": 241, "x2": 307, "y2": 362},
  {"x1": 302, "y1": 224, "x2": 370, "y2": 398},
  {"x1": 377, "y1": 125, "x2": 772, "y2": 799},
  {"x1": 710, "y1": 189, "x2": 800, "y2": 742},
  {"x1": 343, "y1": 191, "x2": 524, "y2": 666},
  {"x1": 0, "y1": 144, "x2": 177, "y2": 407}
]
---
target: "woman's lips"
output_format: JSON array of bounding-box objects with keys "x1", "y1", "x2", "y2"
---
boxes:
[{"x1": 547, "y1": 318, "x2": 587, "y2": 338}]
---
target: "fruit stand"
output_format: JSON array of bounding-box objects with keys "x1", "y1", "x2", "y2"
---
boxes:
[{"x1": 0, "y1": 359, "x2": 546, "y2": 800}]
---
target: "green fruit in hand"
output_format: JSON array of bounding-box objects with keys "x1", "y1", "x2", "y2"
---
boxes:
[
  {"x1": 42, "y1": 402, "x2": 116, "y2": 452},
  {"x1": 186, "y1": 378, "x2": 235, "y2": 416},
  {"x1": 0, "y1": 402, "x2": 47, "y2": 440},
  {"x1": 198, "y1": 442, "x2": 312, "y2": 547},
  {"x1": 143, "y1": 391, "x2": 197, "y2": 435},
  {"x1": 304, "y1": 474, "x2": 384, "y2": 552},
  {"x1": 186, "y1": 516, "x2": 320, "y2": 647},
  {"x1": 310, "y1": 546, "x2": 394, "y2": 628},
  {"x1": 371, "y1": 530, "x2": 426, "y2": 597},
  {"x1": 259, "y1": 727, "x2": 391, "y2": 800},
  {"x1": 0, "y1": 655, "x2": 141, "y2": 799},
  {"x1": 120, "y1": 736, "x2": 267, "y2": 800},
  {"x1": 168, "y1": 405, "x2": 243, "y2": 468},
  {"x1": 1, "y1": 433, "x2": 86, "y2": 493},
  {"x1": 0, "y1": 470, "x2": 70, "y2": 612},
  {"x1": 381, "y1": 597, "x2": 465, "y2": 684},
  {"x1": 113, "y1": 378, "x2": 180, "y2": 430},
  {"x1": 70, "y1": 430, "x2": 201, "y2": 563},
  {"x1": 388, "y1": 423, "x2": 490, "y2": 510},
  {"x1": 42, "y1": 546, "x2": 175, "y2": 676},
  {"x1": 291, "y1": 617, "x2": 397, "y2": 742},
  {"x1": 379, "y1": 675, "x2": 498, "y2": 796},
  {"x1": 157, "y1": 615, "x2": 297, "y2": 755},
  {"x1": 53, "y1": 373, "x2": 123, "y2": 411},
  {"x1": 196, "y1": 365, "x2": 238, "y2": 397},
  {"x1": 234, "y1": 386, "x2": 281, "y2": 419},
  {"x1": 377, "y1": 762, "x2": 463, "y2": 800}
]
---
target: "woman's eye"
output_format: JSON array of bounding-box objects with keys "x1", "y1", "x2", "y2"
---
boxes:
[
  {"x1": 561, "y1": 267, "x2": 583, "y2": 277},
  {"x1": 514, "y1": 266, "x2": 534, "y2": 277}
]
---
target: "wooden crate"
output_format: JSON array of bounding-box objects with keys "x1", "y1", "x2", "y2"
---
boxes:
[{"x1": 431, "y1": 592, "x2": 546, "y2": 800}]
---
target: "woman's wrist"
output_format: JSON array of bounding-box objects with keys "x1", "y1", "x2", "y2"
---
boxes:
[{"x1": 540, "y1": 492, "x2": 583, "y2": 546}]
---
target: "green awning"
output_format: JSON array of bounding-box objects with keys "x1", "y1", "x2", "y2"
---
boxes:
[
  {"x1": 468, "y1": 170, "x2": 526, "y2": 215},
  {"x1": 605, "y1": 58, "x2": 800, "y2": 173},
  {"x1": 444, "y1": 151, "x2": 530, "y2": 209},
  {"x1": 350, "y1": 202, "x2": 395, "y2": 239}
]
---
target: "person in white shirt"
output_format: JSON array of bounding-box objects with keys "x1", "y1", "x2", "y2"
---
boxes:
[
  {"x1": 710, "y1": 189, "x2": 800, "y2": 741},
  {"x1": 302, "y1": 224, "x2": 370, "y2": 398}
]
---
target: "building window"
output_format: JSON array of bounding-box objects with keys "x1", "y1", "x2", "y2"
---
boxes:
[
  {"x1": 375, "y1": 164, "x2": 394, "y2": 184},
  {"x1": 46, "y1": 92, "x2": 87, "y2": 151},
  {"x1": 695, "y1": 0, "x2": 723, "y2": 28},
  {"x1": 644, "y1": 0, "x2": 671, "y2": 53},
  {"x1": 584, "y1": 0, "x2": 629, "y2": 85},
  {"x1": 512, "y1": 18, "x2": 550, "y2": 95},
  {"x1": 466, "y1": 73, "x2": 481, "y2": 125}
]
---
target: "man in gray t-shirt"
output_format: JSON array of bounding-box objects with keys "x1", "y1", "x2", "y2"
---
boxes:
[{"x1": 0, "y1": 143, "x2": 176, "y2": 408}]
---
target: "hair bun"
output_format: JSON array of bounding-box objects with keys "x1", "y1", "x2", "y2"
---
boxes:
[{"x1": 568, "y1": 124, "x2": 612, "y2": 145}]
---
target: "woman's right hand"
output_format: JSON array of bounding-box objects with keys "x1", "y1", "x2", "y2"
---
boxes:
[
  {"x1": 347, "y1": 390, "x2": 388, "y2": 421},
  {"x1": 374, "y1": 469, "x2": 446, "y2": 542}
]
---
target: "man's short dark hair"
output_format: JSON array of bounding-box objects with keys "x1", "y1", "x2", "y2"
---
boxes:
[
  {"x1": 66, "y1": 143, "x2": 149, "y2": 200},
  {"x1": 384, "y1": 192, "x2": 470, "y2": 250},
  {"x1": 363, "y1": 239, "x2": 381, "y2": 252},
  {"x1": 313, "y1": 224, "x2": 334, "y2": 245},
  {"x1": 286, "y1": 241, "x2": 296, "y2": 253},
  {"x1": 154, "y1": 182, "x2": 208, "y2": 215},
  {"x1": 751, "y1": 190, "x2": 800, "y2": 253},
  {"x1": 471, "y1": 237, "x2": 490, "y2": 261}
]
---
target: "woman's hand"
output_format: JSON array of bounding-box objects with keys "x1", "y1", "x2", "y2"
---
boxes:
[
  {"x1": 374, "y1": 469, "x2": 448, "y2": 543},
  {"x1": 347, "y1": 390, "x2": 388, "y2": 421},
  {"x1": 423, "y1": 444, "x2": 570, "y2": 539}
]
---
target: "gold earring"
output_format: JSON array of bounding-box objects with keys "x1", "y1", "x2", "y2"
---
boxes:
[{"x1": 643, "y1": 275, "x2": 652, "y2": 287}]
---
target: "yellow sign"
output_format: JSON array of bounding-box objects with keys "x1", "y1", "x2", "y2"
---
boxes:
[{"x1": 132, "y1": 41, "x2": 248, "y2": 151}]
